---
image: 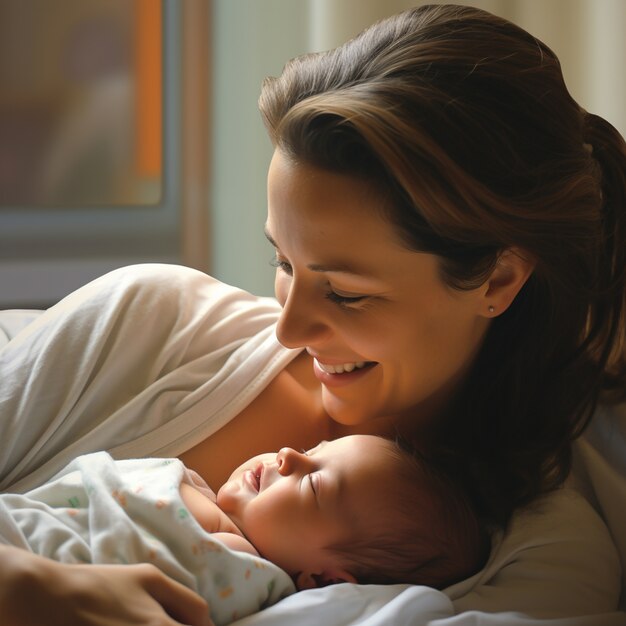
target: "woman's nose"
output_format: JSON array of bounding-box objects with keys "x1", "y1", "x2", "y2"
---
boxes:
[
  {"x1": 276, "y1": 447, "x2": 312, "y2": 475},
  {"x1": 275, "y1": 284, "x2": 331, "y2": 349}
]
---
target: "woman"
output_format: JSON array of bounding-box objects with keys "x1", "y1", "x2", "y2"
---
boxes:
[{"x1": 1, "y1": 5, "x2": 624, "y2": 625}]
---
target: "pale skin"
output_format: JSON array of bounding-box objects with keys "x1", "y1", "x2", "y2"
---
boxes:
[
  {"x1": 1, "y1": 149, "x2": 533, "y2": 625},
  {"x1": 183, "y1": 435, "x2": 419, "y2": 590},
  {"x1": 178, "y1": 483, "x2": 256, "y2": 555}
]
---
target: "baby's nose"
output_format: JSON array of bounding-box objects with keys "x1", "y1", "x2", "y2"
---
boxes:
[{"x1": 276, "y1": 447, "x2": 310, "y2": 475}]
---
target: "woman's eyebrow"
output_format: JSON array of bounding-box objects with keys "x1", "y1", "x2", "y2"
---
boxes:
[
  {"x1": 263, "y1": 226, "x2": 278, "y2": 249},
  {"x1": 306, "y1": 261, "x2": 361, "y2": 274},
  {"x1": 264, "y1": 227, "x2": 378, "y2": 278}
]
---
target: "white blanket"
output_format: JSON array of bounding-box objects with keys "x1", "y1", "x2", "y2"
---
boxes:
[
  {"x1": 0, "y1": 264, "x2": 625, "y2": 626},
  {"x1": 0, "y1": 453, "x2": 295, "y2": 625}
]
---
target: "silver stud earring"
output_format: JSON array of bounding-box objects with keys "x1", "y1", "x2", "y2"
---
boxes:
[{"x1": 488, "y1": 305, "x2": 495, "y2": 313}]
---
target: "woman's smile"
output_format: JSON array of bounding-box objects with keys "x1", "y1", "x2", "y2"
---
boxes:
[
  {"x1": 312, "y1": 358, "x2": 378, "y2": 387},
  {"x1": 314, "y1": 360, "x2": 368, "y2": 374}
]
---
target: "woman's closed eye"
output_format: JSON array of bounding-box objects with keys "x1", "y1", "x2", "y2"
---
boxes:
[
  {"x1": 271, "y1": 255, "x2": 368, "y2": 308},
  {"x1": 325, "y1": 290, "x2": 367, "y2": 307},
  {"x1": 270, "y1": 256, "x2": 293, "y2": 275}
]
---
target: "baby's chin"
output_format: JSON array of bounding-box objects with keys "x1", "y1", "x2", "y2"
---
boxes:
[
  {"x1": 215, "y1": 480, "x2": 237, "y2": 514},
  {"x1": 216, "y1": 466, "x2": 256, "y2": 518}
]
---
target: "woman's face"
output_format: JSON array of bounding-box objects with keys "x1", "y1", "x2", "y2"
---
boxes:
[{"x1": 266, "y1": 149, "x2": 491, "y2": 426}]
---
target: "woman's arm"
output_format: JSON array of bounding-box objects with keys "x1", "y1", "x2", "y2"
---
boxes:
[{"x1": 0, "y1": 545, "x2": 213, "y2": 626}]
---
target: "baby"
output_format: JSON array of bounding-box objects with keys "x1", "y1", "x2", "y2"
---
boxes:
[
  {"x1": 0, "y1": 435, "x2": 486, "y2": 624},
  {"x1": 202, "y1": 434, "x2": 486, "y2": 590}
]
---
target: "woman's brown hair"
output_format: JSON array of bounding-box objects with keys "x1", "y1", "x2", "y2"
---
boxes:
[{"x1": 259, "y1": 4, "x2": 626, "y2": 526}]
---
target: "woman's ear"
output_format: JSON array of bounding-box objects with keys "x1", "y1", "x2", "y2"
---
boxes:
[
  {"x1": 295, "y1": 567, "x2": 358, "y2": 590},
  {"x1": 482, "y1": 247, "x2": 534, "y2": 317}
]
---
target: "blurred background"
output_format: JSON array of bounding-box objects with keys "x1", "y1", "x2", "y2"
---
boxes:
[{"x1": 0, "y1": 0, "x2": 624, "y2": 307}]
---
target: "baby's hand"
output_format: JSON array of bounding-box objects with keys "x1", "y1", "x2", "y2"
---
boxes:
[
  {"x1": 180, "y1": 481, "x2": 245, "y2": 538},
  {"x1": 211, "y1": 531, "x2": 260, "y2": 556}
]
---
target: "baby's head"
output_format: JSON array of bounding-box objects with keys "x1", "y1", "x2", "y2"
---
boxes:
[{"x1": 217, "y1": 434, "x2": 487, "y2": 590}]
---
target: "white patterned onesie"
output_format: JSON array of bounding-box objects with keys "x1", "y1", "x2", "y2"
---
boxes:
[{"x1": 0, "y1": 452, "x2": 295, "y2": 625}]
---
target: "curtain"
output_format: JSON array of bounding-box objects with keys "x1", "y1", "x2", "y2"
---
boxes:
[{"x1": 308, "y1": 0, "x2": 626, "y2": 137}]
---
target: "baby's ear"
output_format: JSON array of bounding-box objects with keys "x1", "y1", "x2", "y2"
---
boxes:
[{"x1": 295, "y1": 568, "x2": 357, "y2": 590}]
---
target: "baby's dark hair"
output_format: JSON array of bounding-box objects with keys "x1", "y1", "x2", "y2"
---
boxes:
[{"x1": 328, "y1": 438, "x2": 488, "y2": 589}]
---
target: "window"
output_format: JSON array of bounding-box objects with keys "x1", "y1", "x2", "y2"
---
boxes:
[{"x1": 0, "y1": 0, "x2": 209, "y2": 307}]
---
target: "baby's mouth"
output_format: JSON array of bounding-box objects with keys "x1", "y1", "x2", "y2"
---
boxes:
[{"x1": 253, "y1": 463, "x2": 264, "y2": 492}]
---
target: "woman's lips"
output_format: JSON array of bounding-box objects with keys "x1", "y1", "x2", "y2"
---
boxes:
[{"x1": 312, "y1": 358, "x2": 377, "y2": 387}]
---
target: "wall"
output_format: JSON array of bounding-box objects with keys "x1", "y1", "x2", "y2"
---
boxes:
[
  {"x1": 210, "y1": 0, "x2": 625, "y2": 296},
  {"x1": 210, "y1": 0, "x2": 313, "y2": 296}
]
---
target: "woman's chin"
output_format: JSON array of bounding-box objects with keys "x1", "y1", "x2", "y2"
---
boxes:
[{"x1": 322, "y1": 392, "x2": 378, "y2": 427}]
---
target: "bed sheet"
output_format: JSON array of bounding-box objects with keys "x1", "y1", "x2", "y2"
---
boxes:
[{"x1": 233, "y1": 586, "x2": 626, "y2": 626}]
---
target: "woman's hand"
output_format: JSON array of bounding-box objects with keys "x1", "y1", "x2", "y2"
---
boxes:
[{"x1": 0, "y1": 545, "x2": 213, "y2": 626}]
